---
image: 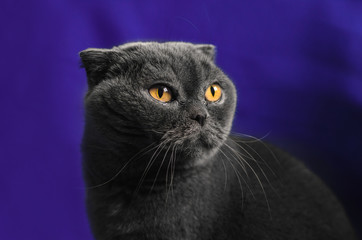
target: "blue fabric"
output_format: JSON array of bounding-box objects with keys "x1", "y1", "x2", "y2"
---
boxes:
[{"x1": 1, "y1": 0, "x2": 361, "y2": 239}]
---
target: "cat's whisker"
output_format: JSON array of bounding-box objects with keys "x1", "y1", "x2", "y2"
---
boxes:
[
  {"x1": 233, "y1": 133, "x2": 280, "y2": 165},
  {"x1": 219, "y1": 148, "x2": 246, "y2": 208},
  {"x1": 225, "y1": 143, "x2": 271, "y2": 216},
  {"x1": 149, "y1": 143, "x2": 173, "y2": 194},
  {"x1": 226, "y1": 140, "x2": 275, "y2": 193},
  {"x1": 223, "y1": 143, "x2": 248, "y2": 176},
  {"x1": 135, "y1": 139, "x2": 169, "y2": 194},
  {"x1": 225, "y1": 139, "x2": 262, "y2": 163},
  {"x1": 165, "y1": 144, "x2": 173, "y2": 203},
  {"x1": 231, "y1": 136, "x2": 282, "y2": 203},
  {"x1": 165, "y1": 143, "x2": 177, "y2": 202},
  {"x1": 221, "y1": 134, "x2": 275, "y2": 216},
  {"x1": 231, "y1": 132, "x2": 271, "y2": 143},
  {"x1": 233, "y1": 139, "x2": 278, "y2": 178},
  {"x1": 220, "y1": 146, "x2": 256, "y2": 200},
  {"x1": 170, "y1": 145, "x2": 178, "y2": 196},
  {"x1": 220, "y1": 158, "x2": 228, "y2": 192},
  {"x1": 143, "y1": 128, "x2": 168, "y2": 135},
  {"x1": 242, "y1": 139, "x2": 282, "y2": 200},
  {"x1": 227, "y1": 138, "x2": 279, "y2": 204},
  {"x1": 86, "y1": 142, "x2": 157, "y2": 189}
]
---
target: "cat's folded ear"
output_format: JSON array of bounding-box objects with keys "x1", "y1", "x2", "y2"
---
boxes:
[
  {"x1": 194, "y1": 44, "x2": 216, "y2": 61},
  {"x1": 79, "y1": 48, "x2": 118, "y2": 88}
]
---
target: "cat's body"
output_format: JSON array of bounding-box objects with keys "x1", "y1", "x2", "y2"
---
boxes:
[{"x1": 80, "y1": 42, "x2": 356, "y2": 240}]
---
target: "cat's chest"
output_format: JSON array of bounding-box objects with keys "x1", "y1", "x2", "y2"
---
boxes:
[
  {"x1": 106, "y1": 194, "x2": 207, "y2": 239},
  {"x1": 104, "y1": 177, "x2": 222, "y2": 239}
]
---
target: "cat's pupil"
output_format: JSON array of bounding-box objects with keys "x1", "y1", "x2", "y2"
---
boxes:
[
  {"x1": 210, "y1": 86, "x2": 215, "y2": 96},
  {"x1": 158, "y1": 87, "x2": 164, "y2": 98}
]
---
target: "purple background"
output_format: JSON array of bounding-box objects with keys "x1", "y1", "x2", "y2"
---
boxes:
[{"x1": 1, "y1": 0, "x2": 361, "y2": 239}]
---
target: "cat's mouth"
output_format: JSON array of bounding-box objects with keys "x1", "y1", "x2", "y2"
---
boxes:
[{"x1": 160, "y1": 122, "x2": 225, "y2": 154}]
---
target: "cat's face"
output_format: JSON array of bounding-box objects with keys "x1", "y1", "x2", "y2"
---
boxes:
[{"x1": 81, "y1": 42, "x2": 236, "y2": 165}]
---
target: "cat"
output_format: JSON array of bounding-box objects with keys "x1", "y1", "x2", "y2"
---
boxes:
[{"x1": 80, "y1": 42, "x2": 356, "y2": 240}]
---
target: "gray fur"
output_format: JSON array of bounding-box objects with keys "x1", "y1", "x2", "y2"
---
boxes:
[{"x1": 80, "y1": 42, "x2": 356, "y2": 240}]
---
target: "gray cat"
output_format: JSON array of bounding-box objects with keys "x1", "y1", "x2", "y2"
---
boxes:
[{"x1": 80, "y1": 42, "x2": 356, "y2": 240}]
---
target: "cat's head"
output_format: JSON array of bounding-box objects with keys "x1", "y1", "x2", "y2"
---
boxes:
[{"x1": 80, "y1": 42, "x2": 236, "y2": 166}]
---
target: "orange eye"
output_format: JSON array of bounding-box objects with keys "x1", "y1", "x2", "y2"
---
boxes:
[
  {"x1": 149, "y1": 86, "x2": 172, "y2": 102},
  {"x1": 205, "y1": 84, "x2": 222, "y2": 102}
]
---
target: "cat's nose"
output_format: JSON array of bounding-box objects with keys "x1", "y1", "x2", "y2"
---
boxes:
[
  {"x1": 192, "y1": 114, "x2": 207, "y2": 126},
  {"x1": 188, "y1": 104, "x2": 208, "y2": 126}
]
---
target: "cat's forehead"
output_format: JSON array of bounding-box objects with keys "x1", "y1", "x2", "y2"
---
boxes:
[
  {"x1": 117, "y1": 42, "x2": 217, "y2": 87},
  {"x1": 143, "y1": 51, "x2": 215, "y2": 90}
]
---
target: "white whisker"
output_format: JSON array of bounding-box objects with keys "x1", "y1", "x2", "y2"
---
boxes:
[{"x1": 86, "y1": 142, "x2": 157, "y2": 190}]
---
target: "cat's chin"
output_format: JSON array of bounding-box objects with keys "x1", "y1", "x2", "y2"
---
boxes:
[
  {"x1": 174, "y1": 136, "x2": 224, "y2": 167},
  {"x1": 177, "y1": 145, "x2": 220, "y2": 168}
]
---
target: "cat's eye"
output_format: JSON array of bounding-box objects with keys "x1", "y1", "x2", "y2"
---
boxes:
[
  {"x1": 149, "y1": 86, "x2": 172, "y2": 103},
  {"x1": 205, "y1": 84, "x2": 222, "y2": 102}
]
